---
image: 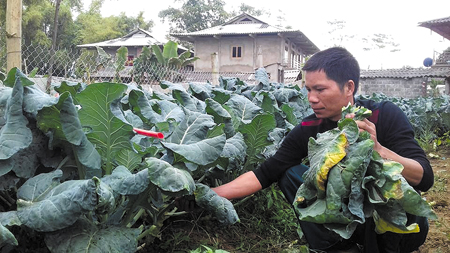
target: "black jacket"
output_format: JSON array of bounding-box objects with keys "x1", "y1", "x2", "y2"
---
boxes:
[{"x1": 253, "y1": 98, "x2": 434, "y2": 192}]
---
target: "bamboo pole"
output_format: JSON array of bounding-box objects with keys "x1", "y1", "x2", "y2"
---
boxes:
[{"x1": 6, "y1": 0, "x2": 22, "y2": 71}]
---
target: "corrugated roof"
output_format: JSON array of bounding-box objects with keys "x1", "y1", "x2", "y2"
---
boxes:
[
  {"x1": 77, "y1": 28, "x2": 163, "y2": 48},
  {"x1": 170, "y1": 13, "x2": 319, "y2": 55},
  {"x1": 418, "y1": 16, "x2": 450, "y2": 41},
  {"x1": 361, "y1": 67, "x2": 450, "y2": 79}
]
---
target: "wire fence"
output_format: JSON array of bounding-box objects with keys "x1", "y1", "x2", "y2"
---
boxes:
[{"x1": 1, "y1": 39, "x2": 291, "y2": 93}]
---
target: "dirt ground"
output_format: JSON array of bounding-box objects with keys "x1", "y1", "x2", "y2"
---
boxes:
[{"x1": 415, "y1": 147, "x2": 450, "y2": 253}]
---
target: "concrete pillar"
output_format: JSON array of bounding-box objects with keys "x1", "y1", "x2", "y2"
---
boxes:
[
  {"x1": 211, "y1": 52, "x2": 219, "y2": 86},
  {"x1": 257, "y1": 45, "x2": 263, "y2": 68},
  {"x1": 445, "y1": 77, "x2": 450, "y2": 95}
]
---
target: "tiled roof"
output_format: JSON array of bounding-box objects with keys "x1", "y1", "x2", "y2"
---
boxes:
[
  {"x1": 170, "y1": 13, "x2": 319, "y2": 55},
  {"x1": 419, "y1": 16, "x2": 450, "y2": 25},
  {"x1": 173, "y1": 23, "x2": 291, "y2": 36},
  {"x1": 418, "y1": 16, "x2": 450, "y2": 41},
  {"x1": 360, "y1": 67, "x2": 450, "y2": 79}
]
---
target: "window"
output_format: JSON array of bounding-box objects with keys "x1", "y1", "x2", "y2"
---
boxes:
[{"x1": 232, "y1": 46, "x2": 242, "y2": 58}]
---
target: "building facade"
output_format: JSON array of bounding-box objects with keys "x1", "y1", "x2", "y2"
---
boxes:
[{"x1": 170, "y1": 13, "x2": 319, "y2": 83}]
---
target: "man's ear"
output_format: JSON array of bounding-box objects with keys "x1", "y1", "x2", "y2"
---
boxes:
[{"x1": 345, "y1": 80, "x2": 355, "y2": 96}]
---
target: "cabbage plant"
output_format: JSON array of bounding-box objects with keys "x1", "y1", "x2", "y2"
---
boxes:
[
  {"x1": 294, "y1": 104, "x2": 437, "y2": 239},
  {"x1": 0, "y1": 67, "x2": 312, "y2": 251}
]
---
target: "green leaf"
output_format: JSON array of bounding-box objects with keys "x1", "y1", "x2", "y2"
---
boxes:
[
  {"x1": 45, "y1": 218, "x2": 141, "y2": 253},
  {"x1": 166, "y1": 108, "x2": 215, "y2": 144},
  {"x1": 281, "y1": 103, "x2": 299, "y2": 126},
  {"x1": 54, "y1": 81, "x2": 84, "y2": 103},
  {"x1": 23, "y1": 85, "x2": 59, "y2": 117},
  {"x1": 226, "y1": 94, "x2": 262, "y2": 130},
  {"x1": 145, "y1": 157, "x2": 195, "y2": 195},
  {"x1": 114, "y1": 46, "x2": 128, "y2": 73},
  {"x1": 397, "y1": 177, "x2": 437, "y2": 219},
  {"x1": 205, "y1": 98, "x2": 231, "y2": 123},
  {"x1": 163, "y1": 41, "x2": 179, "y2": 60},
  {"x1": 239, "y1": 114, "x2": 276, "y2": 170},
  {"x1": 3, "y1": 68, "x2": 35, "y2": 88},
  {"x1": 101, "y1": 166, "x2": 149, "y2": 195},
  {"x1": 128, "y1": 89, "x2": 184, "y2": 127},
  {"x1": 211, "y1": 89, "x2": 232, "y2": 104},
  {"x1": 190, "y1": 82, "x2": 212, "y2": 100},
  {"x1": 151, "y1": 44, "x2": 166, "y2": 65},
  {"x1": 60, "y1": 95, "x2": 102, "y2": 178},
  {"x1": 305, "y1": 130, "x2": 348, "y2": 198},
  {"x1": 255, "y1": 68, "x2": 270, "y2": 88},
  {"x1": 341, "y1": 103, "x2": 372, "y2": 120},
  {"x1": 273, "y1": 88, "x2": 299, "y2": 104},
  {"x1": 0, "y1": 222, "x2": 18, "y2": 247},
  {"x1": 294, "y1": 198, "x2": 352, "y2": 225},
  {"x1": 0, "y1": 71, "x2": 5, "y2": 82},
  {"x1": 17, "y1": 177, "x2": 98, "y2": 232},
  {"x1": 163, "y1": 134, "x2": 226, "y2": 166},
  {"x1": 194, "y1": 183, "x2": 239, "y2": 225},
  {"x1": 161, "y1": 81, "x2": 205, "y2": 112},
  {"x1": 114, "y1": 149, "x2": 143, "y2": 172},
  {"x1": 0, "y1": 78, "x2": 32, "y2": 160},
  {"x1": 252, "y1": 91, "x2": 279, "y2": 114},
  {"x1": 76, "y1": 82, "x2": 134, "y2": 174},
  {"x1": 17, "y1": 170, "x2": 62, "y2": 202}
]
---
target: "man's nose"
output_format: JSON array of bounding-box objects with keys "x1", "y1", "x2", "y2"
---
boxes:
[{"x1": 308, "y1": 92, "x2": 319, "y2": 103}]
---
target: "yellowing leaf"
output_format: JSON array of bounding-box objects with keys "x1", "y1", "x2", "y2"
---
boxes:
[
  {"x1": 373, "y1": 212, "x2": 420, "y2": 234},
  {"x1": 316, "y1": 133, "x2": 348, "y2": 193}
]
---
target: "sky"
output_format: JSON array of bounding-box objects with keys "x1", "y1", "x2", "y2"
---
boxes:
[{"x1": 83, "y1": 0, "x2": 450, "y2": 70}]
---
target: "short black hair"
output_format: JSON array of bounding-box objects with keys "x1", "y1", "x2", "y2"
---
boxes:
[{"x1": 302, "y1": 47, "x2": 360, "y2": 95}]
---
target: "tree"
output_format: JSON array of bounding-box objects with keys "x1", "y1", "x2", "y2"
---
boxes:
[
  {"x1": 326, "y1": 19, "x2": 355, "y2": 47},
  {"x1": 75, "y1": 1, "x2": 154, "y2": 44},
  {"x1": 159, "y1": 0, "x2": 230, "y2": 33},
  {"x1": 116, "y1": 11, "x2": 154, "y2": 33},
  {"x1": 229, "y1": 3, "x2": 270, "y2": 17},
  {"x1": 362, "y1": 33, "x2": 400, "y2": 52},
  {"x1": 326, "y1": 19, "x2": 400, "y2": 53},
  {"x1": 1, "y1": 0, "x2": 8, "y2": 71},
  {"x1": 46, "y1": 0, "x2": 63, "y2": 93}
]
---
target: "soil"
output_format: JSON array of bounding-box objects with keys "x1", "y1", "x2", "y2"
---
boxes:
[
  {"x1": 6, "y1": 149, "x2": 450, "y2": 253},
  {"x1": 414, "y1": 147, "x2": 450, "y2": 253},
  {"x1": 147, "y1": 147, "x2": 450, "y2": 253}
]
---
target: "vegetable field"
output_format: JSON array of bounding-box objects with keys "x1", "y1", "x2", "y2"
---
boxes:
[{"x1": 0, "y1": 68, "x2": 449, "y2": 252}]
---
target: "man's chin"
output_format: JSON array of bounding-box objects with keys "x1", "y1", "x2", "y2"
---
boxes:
[{"x1": 314, "y1": 112, "x2": 326, "y2": 119}]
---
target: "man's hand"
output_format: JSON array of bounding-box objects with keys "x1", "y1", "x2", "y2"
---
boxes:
[
  {"x1": 345, "y1": 113, "x2": 423, "y2": 186},
  {"x1": 345, "y1": 113, "x2": 384, "y2": 154}
]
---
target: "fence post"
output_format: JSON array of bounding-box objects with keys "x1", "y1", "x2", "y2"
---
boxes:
[
  {"x1": 6, "y1": 0, "x2": 22, "y2": 71},
  {"x1": 211, "y1": 52, "x2": 219, "y2": 86}
]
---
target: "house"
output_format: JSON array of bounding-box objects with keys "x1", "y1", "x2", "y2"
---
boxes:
[
  {"x1": 358, "y1": 16, "x2": 450, "y2": 98},
  {"x1": 76, "y1": 28, "x2": 192, "y2": 82},
  {"x1": 170, "y1": 13, "x2": 319, "y2": 83},
  {"x1": 360, "y1": 67, "x2": 450, "y2": 98},
  {"x1": 77, "y1": 28, "x2": 189, "y2": 65}
]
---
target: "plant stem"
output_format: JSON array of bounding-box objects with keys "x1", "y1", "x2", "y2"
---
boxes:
[
  {"x1": 233, "y1": 195, "x2": 254, "y2": 207},
  {"x1": 127, "y1": 208, "x2": 145, "y2": 228}
]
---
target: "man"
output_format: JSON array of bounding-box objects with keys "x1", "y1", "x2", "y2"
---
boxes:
[{"x1": 212, "y1": 47, "x2": 434, "y2": 252}]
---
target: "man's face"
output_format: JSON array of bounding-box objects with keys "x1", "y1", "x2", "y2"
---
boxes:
[{"x1": 305, "y1": 70, "x2": 354, "y2": 121}]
